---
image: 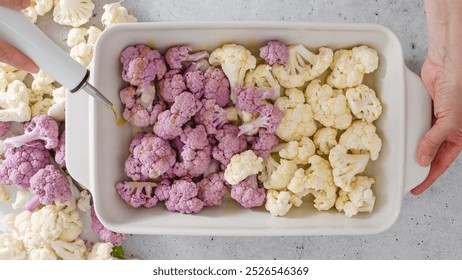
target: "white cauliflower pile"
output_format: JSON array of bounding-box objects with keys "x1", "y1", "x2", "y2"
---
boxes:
[{"x1": 250, "y1": 43, "x2": 382, "y2": 217}]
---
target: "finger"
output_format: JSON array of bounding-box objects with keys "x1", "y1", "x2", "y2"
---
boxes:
[
  {"x1": 411, "y1": 141, "x2": 462, "y2": 195},
  {"x1": 0, "y1": 0, "x2": 31, "y2": 9},
  {"x1": 417, "y1": 119, "x2": 455, "y2": 166},
  {"x1": 0, "y1": 40, "x2": 38, "y2": 73}
]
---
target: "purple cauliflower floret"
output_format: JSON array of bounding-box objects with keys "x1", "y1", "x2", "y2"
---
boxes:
[
  {"x1": 115, "y1": 181, "x2": 158, "y2": 208},
  {"x1": 186, "y1": 59, "x2": 210, "y2": 72},
  {"x1": 203, "y1": 67, "x2": 230, "y2": 107},
  {"x1": 235, "y1": 87, "x2": 277, "y2": 112},
  {"x1": 125, "y1": 133, "x2": 176, "y2": 179},
  {"x1": 238, "y1": 104, "x2": 283, "y2": 136},
  {"x1": 212, "y1": 124, "x2": 248, "y2": 167},
  {"x1": 170, "y1": 91, "x2": 203, "y2": 119},
  {"x1": 154, "y1": 179, "x2": 171, "y2": 201},
  {"x1": 24, "y1": 165, "x2": 71, "y2": 211},
  {"x1": 193, "y1": 99, "x2": 238, "y2": 135},
  {"x1": 54, "y1": 131, "x2": 66, "y2": 167},
  {"x1": 159, "y1": 70, "x2": 186, "y2": 103},
  {"x1": 91, "y1": 207, "x2": 127, "y2": 246},
  {"x1": 184, "y1": 70, "x2": 205, "y2": 99},
  {"x1": 165, "y1": 45, "x2": 209, "y2": 70},
  {"x1": 164, "y1": 178, "x2": 204, "y2": 214},
  {"x1": 0, "y1": 140, "x2": 50, "y2": 189},
  {"x1": 120, "y1": 44, "x2": 167, "y2": 87},
  {"x1": 153, "y1": 110, "x2": 188, "y2": 140},
  {"x1": 3, "y1": 115, "x2": 59, "y2": 150},
  {"x1": 119, "y1": 85, "x2": 166, "y2": 127},
  {"x1": 0, "y1": 121, "x2": 12, "y2": 137},
  {"x1": 231, "y1": 175, "x2": 266, "y2": 208},
  {"x1": 173, "y1": 125, "x2": 212, "y2": 178},
  {"x1": 197, "y1": 172, "x2": 228, "y2": 207},
  {"x1": 249, "y1": 130, "x2": 280, "y2": 159},
  {"x1": 259, "y1": 40, "x2": 289, "y2": 66}
]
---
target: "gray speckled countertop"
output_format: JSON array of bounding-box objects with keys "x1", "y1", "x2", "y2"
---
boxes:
[{"x1": 38, "y1": 0, "x2": 461, "y2": 259}]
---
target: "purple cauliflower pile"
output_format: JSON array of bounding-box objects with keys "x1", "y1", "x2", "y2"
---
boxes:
[
  {"x1": 0, "y1": 121, "x2": 12, "y2": 137},
  {"x1": 3, "y1": 115, "x2": 59, "y2": 150},
  {"x1": 116, "y1": 43, "x2": 285, "y2": 213}
]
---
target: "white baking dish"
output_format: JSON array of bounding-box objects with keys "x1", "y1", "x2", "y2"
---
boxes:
[{"x1": 66, "y1": 22, "x2": 431, "y2": 236}]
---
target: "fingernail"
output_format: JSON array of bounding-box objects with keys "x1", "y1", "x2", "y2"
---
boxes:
[
  {"x1": 22, "y1": 0, "x2": 31, "y2": 9},
  {"x1": 420, "y1": 155, "x2": 433, "y2": 166}
]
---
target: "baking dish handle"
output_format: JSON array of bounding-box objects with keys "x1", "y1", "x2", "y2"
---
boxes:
[{"x1": 403, "y1": 68, "x2": 432, "y2": 196}]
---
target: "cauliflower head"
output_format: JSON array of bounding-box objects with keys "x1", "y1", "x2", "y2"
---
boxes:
[
  {"x1": 272, "y1": 44, "x2": 333, "y2": 88},
  {"x1": 313, "y1": 127, "x2": 338, "y2": 156},
  {"x1": 338, "y1": 120, "x2": 382, "y2": 160},
  {"x1": 275, "y1": 88, "x2": 317, "y2": 141},
  {"x1": 345, "y1": 84, "x2": 382, "y2": 123},
  {"x1": 306, "y1": 155, "x2": 337, "y2": 211},
  {"x1": 335, "y1": 175, "x2": 376, "y2": 217},
  {"x1": 224, "y1": 150, "x2": 264, "y2": 185},
  {"x1": 53, "y1": 0, "x2": 95, "y2": 28},
  {"x1": 305, "y1": 79, "x2": 352, "y2": 130},
  {"x1": 329, "y1": 144, "x2": 369, "y2": 192}
]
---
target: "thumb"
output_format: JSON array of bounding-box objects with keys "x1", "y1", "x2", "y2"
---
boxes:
[
  {"x1": 0, "y1": 0, "x2": 31, "y2": 9},
  {"x1": 417, "y1": 120, "x2": 454, "y2": 166}
]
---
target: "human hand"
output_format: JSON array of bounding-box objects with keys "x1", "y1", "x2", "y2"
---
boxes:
[
  {"x1": 0, "y1": 0, "x2": 39, "y2": 72},
  {"x1": 412, "y1": 58, "x2": 462, "y2": 195}
]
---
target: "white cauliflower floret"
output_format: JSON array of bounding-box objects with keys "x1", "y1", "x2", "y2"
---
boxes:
[
  {"x1": 22, "y1": 0, "x2": 54, "y2": 22},
  {"x1": 0, "y1": 63, "x2": 29, "y2": 84},
  {"x1": 86, "y1": 26, "x2": 102, "y2": 45},
  {"x1": 0, "y1": 233, "x2": 26, "y2": 260},
  {"x1": 272, "y1": 44, "x2": 333, "y2": 88},
  {"x1": 209, "y1": 44, "x2": 256, "y2": 103},
  {"x1": 51, "y1": 239, "x2": 86, "y2": 260},
  {"x1": 287, "y1": 168, "x2": 309, "y2": 196},
  {"x1": 305, "y1": 79, "x2": 352, "y2": 130},
  {"x1": 265, "y1": 189, "x2": 294, "y2": 217},
  {"x1": 275, "y1": 88, "x2": 317, "y2": 141},
  {"x1": 47, "y1": 86, "x2": 67, "y2": 121},
  {"x1": 327, "y1": 46, "x2": 379, "y2": 89},
  {"x1": 31, "y1": 70, "x2": 56, "y2": 97},
  {"x1": 338, "y1": 120, "x2": 382, "y2": 160},
  {"x1": 67, "y1": 27, "x2": 88, "y2": 47},
  {"x1": 77, "y1": 190, "x2": 91, "y2": 212},
  {"x1": 244, "y1": 64, "x2": 281, "y2": 98},
  {"x1": 53, "y1": 0, "x2": 95, "y2": 28},
  {"x1": 258, "y1": 154, "x2": 279, "y2": 183},
  {"x1": 0, "y1": 184, "x2": 10, "y2": 202},
  {"x1": 345, "y1": 84, "x2": 382, "y2": 123},
  {"x1": 101, "y1": 2, "x2": 137, "y2": 28},
  {"x1": 224, "y1": 150, "x2": 263, "y2": 185},
  {"x1": 329, "y1": 144, "x2": 369, "y2": 192},
  {"x1": 0, "y1": 80, "x2": 31, "y2": 122},
  {"x1": 32, "y1": 98, "x2": 54, "y2": 117},
  {"x1": 22, "y1": 5, "x2": 38, "y2": 23},
  {"x1": 263, "y1": 159, "x2": 298, "y2": 191},
  {"x1": 306, "y1": 155, "x2": 337, "y2": 211},
  {"x1": 86, "y1": 242, "x2": 117, "y2": 260},
  {"x1": 278, "y1": 137, "x2": 315, "y2": 164},
  {"x1": 313, "y1": 127, "x2": 338, "y2": 156},
  {"x1": 70, "y1": 42, "x2": 94, "y2": 67},
  {"x1": 12, "y1": 189, "x2": 33, "y2": 210},
  {"x1": 335, "y1": 176, "x2": 376, "y2": 217},
  {"x1": 28, "y1": 245, "x2": 57, "y2": 260}
]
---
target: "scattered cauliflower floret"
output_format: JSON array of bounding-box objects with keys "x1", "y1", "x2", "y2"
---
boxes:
[
  {"x1": 51, "y1": 239, "x2": 87, "y2": 260},
  {"x1": 209, "y1": 44, "x2": 256, "y2": 103},
  {"x1": 0, "y1": 184, "x2": 10, "y2": 202},
  {"x1": 326, "y1": 46, "x2": 379, "y2": 89},
  {"x1": 224, "y1": 150, "x2": 263, "y2": 185},
  {"x1": 86, "y1": 26, "x2": 102, "y2": 45},
  {"x1": 0, "y1": 80, "x2": 31, "y2": 122},
  {"x1": 68, "y1": 27, "x2": 103, "y2": 67},
  {"x1": 0, "y1": 63, "x2": 28, "y2": 89},
  {"x1": 77, "y1": 190, "x2": 91, "y2": 212},
  {"x1": 306, "y1": 155, "x2": 337, "y2": 211},
  {"x1": 313, "y1": 127, "x2": 338, "y2": 156},
  {"x1": 305, "y1": 79, "x2": 352, "y2": 130},
  {"x1": 278, "y1": 136, "x2": 316, "y2": 164},
  {"x1": 48, "y1": 86, "x2": 67, "y2": 121},
  {"x1": 265, "y1": 189, "x2": 294, "y2": 216},
  {"x1": 272, "y1": 44, "x2": 333, "y2": 88},
  {"x1": 275, "y1": 88, "x2": 317, "y2": 141},
  {"x1": 70, "y1": 42, "x2": 94, "y2": 67},
  {"x1": 244, "y1": 64, "x2": 282, "y2": 98},
  {"x1": 53, "y1": 0, "x2": 95, "y2": 28},
  {"x1": 335, "y1": 175, "x2": 376, "y2": 217},
  {"x1": 67, "y1": 27, "x2": 88, "y2": 47},
  {"x1": 345, "y1": 84, "x2": 382, "y2": 123},
  {"x1": 329, "y1": 144, "x2": 369, "y2": 192},
  {"x1": 339, "y1": 120, "x2": 382, "y2": 160},
  {"x1": 101, "y1": 2, "x2": 138, "y2": 28},
  {"x1": 263, "y1": 159, "x2": 298, "y2": 191},
  {"x1": 22, "y1": 0, "x2": 54, "y2": 23},
  {"x1": 86, "y1": 242, "x2": 117, "y2": 260},
  {"x1": 31, "y1": 70, "x2": 56, "y2": 98},
  {"x1": 0, "y1": 233, "x2": 26, "y2": 260}
]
